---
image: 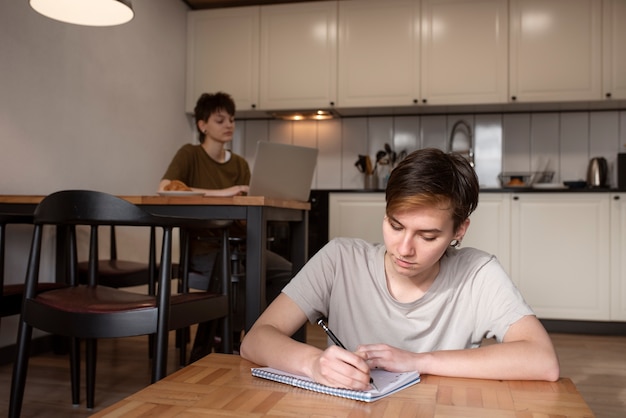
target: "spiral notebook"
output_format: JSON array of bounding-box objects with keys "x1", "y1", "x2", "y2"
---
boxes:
[{"x1": 251, "y1": 367, "x2": 420, "y2": 402}]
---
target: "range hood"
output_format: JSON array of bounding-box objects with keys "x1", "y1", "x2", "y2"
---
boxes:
[{"x1": 269, "y1": 109, "x2": 337, "y2": 121}]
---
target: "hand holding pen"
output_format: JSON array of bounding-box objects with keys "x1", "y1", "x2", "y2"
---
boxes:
[{"x1": 316, "y1": 317, "x2": 378, "y2": 391}]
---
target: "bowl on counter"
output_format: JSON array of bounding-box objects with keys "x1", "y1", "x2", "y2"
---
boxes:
[{"x1": 563, "y1": 180, "x2": 587, "y2": 189}]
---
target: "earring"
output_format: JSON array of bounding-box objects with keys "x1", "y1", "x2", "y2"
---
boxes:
[{"x1": 450, "y1": 239, "x2": 460, "y2": 248}]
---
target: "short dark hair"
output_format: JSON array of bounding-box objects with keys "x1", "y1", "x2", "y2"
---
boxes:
[
  {"x1": 194, "y1": 92, "x2": 236, "y2": 143},
  {"x1": 385, "y1": 148, "x2": 479, "y2": 232}
]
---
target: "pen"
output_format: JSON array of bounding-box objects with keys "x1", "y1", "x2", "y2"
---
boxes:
[{"x1": 316, "y1": 317, "x2": 378, "y2": 391}]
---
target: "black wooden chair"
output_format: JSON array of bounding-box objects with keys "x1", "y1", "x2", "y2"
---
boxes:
[{"x1": 8, "y1": 190, "x2": 232, "y2": 416}]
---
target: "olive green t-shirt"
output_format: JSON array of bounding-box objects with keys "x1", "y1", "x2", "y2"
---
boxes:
[
  {"x1": 162, "y1": 144, "x2": 251, "y2": 256},
  {"x1": 162, "y1": 144, "x2": 250, "y2": 189}
]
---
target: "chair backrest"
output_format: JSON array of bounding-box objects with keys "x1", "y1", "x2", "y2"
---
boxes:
[
  {"x1": 27, "y1": 191, "x2": 180, "y2": 291},
  {"x1": 34, "y1": 190, "x2": 158, "y2": 227}
]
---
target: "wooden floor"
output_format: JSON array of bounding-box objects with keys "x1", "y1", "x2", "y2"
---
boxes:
[{"x1": 0, "y1": 325, "x2": 624, "y2": 417}]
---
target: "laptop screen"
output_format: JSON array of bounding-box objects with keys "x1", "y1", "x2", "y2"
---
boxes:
[{"x1": 248, "y1": 141, "x2": 318, "y2": 201}]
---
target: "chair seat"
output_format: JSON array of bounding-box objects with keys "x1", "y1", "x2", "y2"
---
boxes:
[
  {"x1": 34, "y1": 285, "x2": 157, "y2": 313},
  {"x1": 33, "y1": 285, "x2": 224, "y2": 313}
]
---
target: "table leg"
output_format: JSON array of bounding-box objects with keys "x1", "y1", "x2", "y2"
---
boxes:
[{"x1": 245, "y1": 207, "x2": 267, "y2": 332}]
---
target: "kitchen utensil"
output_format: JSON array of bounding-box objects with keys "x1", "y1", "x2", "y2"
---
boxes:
[
  {"x1": 384, "y1": 143, "x2": 397, "y2": 166},
  {"x1": 586, "y1": 157, "x2": 608, "y2": 188},
  {"x1": 374, "y1": 150, "x2": 387, "y2": 172},
  {"x1": 364, "y1": 155, "x2": 373, "y2": 174},
  {"x1": 355, "y1": 155, "x2": 367, "y2": 173}
]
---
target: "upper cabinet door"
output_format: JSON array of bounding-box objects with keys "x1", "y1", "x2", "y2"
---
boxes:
[
  {"x1": 421, "y1": 0, "x2": 508, "y2": 105},
  {"x1": 509, "y1": 0, "x2": 601, "y2": 102},
  {"x1": 337, "y1": 0, "x2": 420, "y2": 108},
  {"x1": 186, "y1": 7, "x2": 260, "y2": 113},
  {"x1": 259, "y1": 2, "x2": 337, "y2": 110},
  {"x1": 603, "y1": 0, "x2": 626, "y2": 100}
]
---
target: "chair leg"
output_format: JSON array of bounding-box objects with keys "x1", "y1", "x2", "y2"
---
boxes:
[
  {"x1": 8, "y1": 320, "x2": 34, "y2": 418},
  {"x1": 178, "y1": 327, "x2": 187, "y2": 366},
  {"x1": 86, "y1": 338, "x2": 97, "y2": 409},
  {"x1": 153, "y1": 227, "x2": 172, "y2": 383},
  {"x1": 70, "y1": 337, "x2": 81, "y2": 406}
]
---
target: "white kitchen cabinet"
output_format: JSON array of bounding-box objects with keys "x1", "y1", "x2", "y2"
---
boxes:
[
  {"x1": 259, "y1": 2, "x2": 337, "y2": 110},
  {"x1": 602, "y1": 0, "x2": 626, "y2": 100},
  {"x1": 421, "y1": 0, "x2": 508, "y2": 105},
  {"x1": 462, "y1": 193, "x2": 511, "y2": 273},
  {"x1": 186, "y1": 7, "x2": 260, "y2": 114},
  {"x1": 337, "y1": 0, "x2": 420, "y2": 108},
  {"x1": 509, "y1": 0, "x2": 602, "y2": 102},
  {"x1": 329, "y1": 193, "x2": 385, "y2": 243},
  {"x1": 610, "y1": 194, "x2": 626, "y2": 320},
  {"x1": 511, "y1": 193, "x2": 610, "y2": 321}
]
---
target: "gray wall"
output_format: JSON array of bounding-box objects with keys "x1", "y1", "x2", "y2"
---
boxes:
[{"x1": 1, "y1": 0, "x2": 191, "y2": 195}]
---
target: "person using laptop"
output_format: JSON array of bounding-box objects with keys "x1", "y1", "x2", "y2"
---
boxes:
[
  {"x1": 159, "y1": 92, "x2": 292, "y2": 358},
  {"x1": 240, "y1": 148, "x2": 559, "y2": 390}
]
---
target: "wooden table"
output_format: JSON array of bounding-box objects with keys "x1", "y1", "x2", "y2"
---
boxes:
[
  {"x1": 91, "y1": 353, "x2": 594, "y2": 417},
  {"x1": 0, "y1": 195, "x2": 310, "y2": 332}
]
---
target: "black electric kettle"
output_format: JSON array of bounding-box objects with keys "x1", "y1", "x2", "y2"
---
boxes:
[{"x1": 586, "y1": 157, "x2": 608, "y2": 188}]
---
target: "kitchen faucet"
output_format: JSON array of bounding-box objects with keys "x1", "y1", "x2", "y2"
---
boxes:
[{"x1": 448, "y1": 120, "x2": 474, "y2": 167}]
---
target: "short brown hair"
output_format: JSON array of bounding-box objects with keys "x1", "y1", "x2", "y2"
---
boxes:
[
  {"x1": 194, "y1": 92, "x2": 236, "y2": 143},
  {"x1": 385, "y1": 148, "x2": 479, "y2": 232}
]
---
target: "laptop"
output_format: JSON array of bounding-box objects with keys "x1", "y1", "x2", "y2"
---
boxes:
[{"x1": 248, "y1": 141, "x2": 318, "y2": 201}]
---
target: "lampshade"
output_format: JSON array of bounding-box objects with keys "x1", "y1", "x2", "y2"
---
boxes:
[{"x1": 30, "y1": 0, "x2": 134, "y2": 27}]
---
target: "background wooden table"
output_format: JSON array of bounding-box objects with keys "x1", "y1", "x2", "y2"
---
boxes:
[
  {"x1": 0, "y1": 194, "x2": 310, "y2": 332},
  {"x1": 92, "y1": 353, "x2": 594, "y2": 417}
]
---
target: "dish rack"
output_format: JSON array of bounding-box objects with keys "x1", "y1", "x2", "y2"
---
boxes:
[{"x1": 498, "y1": 171, "x2": 555, "y2": 188}]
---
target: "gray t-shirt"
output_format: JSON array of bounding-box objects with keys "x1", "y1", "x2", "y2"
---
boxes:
[{"x1": 283, "y1": 237, "x2": 534, "y2": 352}]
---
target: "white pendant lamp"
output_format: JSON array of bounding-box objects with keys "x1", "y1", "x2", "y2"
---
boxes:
[{"x1": 30, "y1": 0, "x2": 134, "y2": 27}]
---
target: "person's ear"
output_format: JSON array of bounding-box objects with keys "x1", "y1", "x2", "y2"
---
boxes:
[
  {"x1": 455, "y1": 218, "x2": 470, "y2": 242},
  {"x1": 197, "y1": 119, "x2": 207, "y2": 134}
]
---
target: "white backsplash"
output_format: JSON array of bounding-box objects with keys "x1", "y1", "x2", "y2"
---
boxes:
[{"x1": 231, "y1": 110, "x2": 626, "y2": 189}]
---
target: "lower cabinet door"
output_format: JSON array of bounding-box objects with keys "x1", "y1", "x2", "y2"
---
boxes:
[{"x1": 511, "y1": 193, "x2": 610, "y2": 321}]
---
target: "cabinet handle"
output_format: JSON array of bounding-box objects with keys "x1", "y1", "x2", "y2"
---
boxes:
[
  {"x1": 513, "y1": 196, "x2": 519, "y2": 200},
  {"x1": 422, "y1": 99, "x2": 427, "y2": 104},
  {"x1": 413, "y1": 99, "x2": 418, "y2": 104},
  {"x1": 251, "y1": 104, "x2": 256, "y2": 109},
  {"x1": 615, "y1": 195, "x2": 621, "y2": 200},
  {"x1": 606, "y1": 92, "x2": 612, "y2": 99},
  {"x1": 329, "y1": 101, "x2": 335, "y2": 106},
  {"x1": 511, "y1": 96, "x2": 517, "y2": 101}
]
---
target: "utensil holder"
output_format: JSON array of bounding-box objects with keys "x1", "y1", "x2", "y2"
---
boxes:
[{"x1": 364, "y1": 173, "x2": 378, "y2": 190}]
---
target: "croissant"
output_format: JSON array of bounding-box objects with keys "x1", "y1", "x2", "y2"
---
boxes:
[{"x1": 164, "y1": 180, "x2": 192, "y2": 191}]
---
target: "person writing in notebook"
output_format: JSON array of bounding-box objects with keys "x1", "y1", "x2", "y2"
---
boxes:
[
  {"x1": 240, "y1": 148, "x2": 560, "y2": 390},
  {"x1": 159, "y1": 92, "x2": 292, "y2": 357}
]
